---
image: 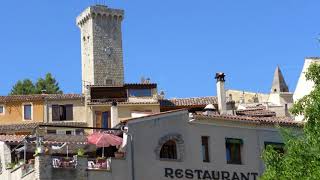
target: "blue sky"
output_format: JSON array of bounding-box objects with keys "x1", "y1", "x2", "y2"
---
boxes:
[{"x1": 0, "y1": 0, "x2": 319, "y2": 98}]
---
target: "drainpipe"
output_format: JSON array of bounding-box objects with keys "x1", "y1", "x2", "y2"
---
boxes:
[{"x1": 125, "y1": 130, "x2": 135, "y2": 180}]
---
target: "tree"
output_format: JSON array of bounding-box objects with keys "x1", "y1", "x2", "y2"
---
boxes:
[
  {"x1": 10, "y1": 73, "x2": 62, "y2": 95},
  {"x1": 10, "y1": 79, "x2": 36, "y2": 95},
  {"x1": 35, "y1": 73, "x2": 62, "y2": 94},
  {"x1": 262, "y1": 63, "x2": 320, "y2": 179}
]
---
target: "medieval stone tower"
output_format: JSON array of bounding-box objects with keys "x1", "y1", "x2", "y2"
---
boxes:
[{"x1": 77, "y1": 5, "x2": 125, "y2": 93}]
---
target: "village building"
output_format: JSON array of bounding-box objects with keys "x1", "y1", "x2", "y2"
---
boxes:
[{"x1": 0, "y1": 3, "x2": 308, "y2": 180}]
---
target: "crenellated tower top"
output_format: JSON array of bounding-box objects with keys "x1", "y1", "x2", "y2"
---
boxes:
[{"x1": 77, "y1": 5, "x2": 124, "y2": 27}]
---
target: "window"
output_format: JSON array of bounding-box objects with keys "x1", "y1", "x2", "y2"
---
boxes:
[
  {"x1": 201, "y1": 136, "x2": 210, "y2": 162},
  {"x1": 0, "y1": 105, "x2": 4, "y2": 115},
  {"x1": 160, "y1": 140, "x2": 177, "y2": 159},
  {"x1": 128, "y1": 89, "x2": 152, "y2": 97},
  {"x1": 226, "y1": 138, "x2": 243, "y2": 164},
  {"x1": 265, "y1": 142, "x2": 285, "y2": 154},
  {"x1": 52, "y1": 104, "x2": 73, "y2": 121},
  {"x1": 156, "y1": 134, "x2": 184, "y2": 162},
  {"x1": 47, "y1": 130, "x2": 57, "y2": 134},
  {"x1": 23, "y1": 104, "x2": 32, "y2": 120}
]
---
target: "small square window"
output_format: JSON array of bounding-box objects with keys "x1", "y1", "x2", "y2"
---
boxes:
[
  {"x1": 225, "y1": 138, "x2": 243, "y2": 164},
  {"x1": 264, "y1": 142, "x2": 285, "y2": 154},
  {"x1": 23, "y1": 104, "x2": 32, "y2": 120},
  {"x1": 47, "y1": 130, "x2": 57, "y2": 134}
]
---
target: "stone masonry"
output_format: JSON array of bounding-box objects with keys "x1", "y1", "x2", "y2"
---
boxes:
[{"x1": 77, "y1": 5, "x2": 125, "y2": 93}]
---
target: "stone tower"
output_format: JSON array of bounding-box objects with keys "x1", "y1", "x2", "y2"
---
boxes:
[{"x1": 77, "y1": 5, "x2": 125, "y2": 93}]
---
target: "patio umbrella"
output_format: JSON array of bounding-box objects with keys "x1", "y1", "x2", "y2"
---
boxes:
[{"x1": 87, "y1": 132, "x2": 123, "y2": 157}]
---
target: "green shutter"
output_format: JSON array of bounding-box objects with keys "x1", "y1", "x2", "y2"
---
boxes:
[{"x1": 226, "y1": 138, "x2": 243, "y2": 144}]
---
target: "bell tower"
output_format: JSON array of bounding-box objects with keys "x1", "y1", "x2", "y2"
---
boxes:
[{"x1": 77, "y1": 5, "x2": 125, "y2": 93}]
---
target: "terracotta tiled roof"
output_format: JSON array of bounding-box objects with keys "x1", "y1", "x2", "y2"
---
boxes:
[
  {"x1": 160, "y1": 96, "x2": 218, "y2": 107},
  {"x1": 0, "y1": 122, "x2": 87, "y2": 132},
  {"x1": 236, "y1": 108, "x2": 276, "y2": 117},
  {"x1": 195, "y1": 114, "x2": 301, "y2": 127},
  {"x1": 88, "y1": 101, "x2": 159, "y2": 105},
  {"x1": 0, "y1": 94, "x2": 83, "y2": 103},
  {"x1": 0, "y1": 134, "x2": 87, "y2": 145},
  {"x1": 87, "y1": 83, "x2": 157, "y2": 88}
]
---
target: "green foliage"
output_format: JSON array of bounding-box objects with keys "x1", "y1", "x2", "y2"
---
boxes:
[
  {"x1": 262, "y1": 63, "x2": 320, "y2": 180},
  {"x1": 35, "y1": 73, "x2": 62, "y2": 94},
  {"x1": 10, "y1": 73, "x2": 62, "y2": 95},
  {"x1": 77, "y1": 148, "x2": 85, "y2": 157}
]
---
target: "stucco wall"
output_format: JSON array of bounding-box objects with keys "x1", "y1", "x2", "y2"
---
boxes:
[
  {"x1": 0, "y1": 101, "x2": 44, "y2": 125},
  {"x1": 126, "y1": 111, "x2": 283, "y2": 180},
  {"x1": 46, "y1": 99, "x2": 86, "y2": 123}
]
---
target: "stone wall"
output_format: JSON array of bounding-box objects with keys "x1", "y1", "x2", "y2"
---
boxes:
[{"x1": 78, "y1": 5, "x2": 125, "y2": 92}]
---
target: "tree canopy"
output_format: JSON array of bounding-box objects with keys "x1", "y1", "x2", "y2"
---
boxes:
[
  {"x1": 262, "y1": 63, "x2": 320, "y2": 180},
  {"x1": 10, "y1": 73, "x2": 62, "y2": 95}
]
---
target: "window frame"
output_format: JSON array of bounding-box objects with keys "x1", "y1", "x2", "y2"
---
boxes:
[
  {"x1": 225, "y1": 138, "x2": 243, "y2": 165},
  {"x1": 201, "y1": 136, "x2": 210, "y2": 163},
  {"x1": 264, "y1": 141, "x2": 285, "y2": 154},
  {"x1": 128, "y1": 88, "x2": 153, "y2": 97},
  {"x1": 52, "y1": 104, "x2": 73, "y2": 121},
  {"x1": 0, "y1": 105, "x2": 5, "y2": 115},
  {"x1": 22, "y1": 103, "x2": 33, "y2": 121},
  {"x1": 155, "y1": 134, "x2": 184, "y2": 162},
  {"x1": 160, "y1": 140, "x2": 178, "y2": 160}
]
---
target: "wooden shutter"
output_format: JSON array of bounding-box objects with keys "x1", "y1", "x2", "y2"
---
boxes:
[
  {"x1": 96, "y1": 112, "x2": 102, "y2": 128},
  {"x1": 52, "y1": 105, "x2": 60, "y2": 121},
  {"x1": 65, "y1": 105, "x2": 73, "y2": 120}
]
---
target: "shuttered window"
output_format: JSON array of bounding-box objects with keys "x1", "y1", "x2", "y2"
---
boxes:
[
  {"x1": 226, "y1": 138, "x2": 243, "y2": 164},
  {"x1": 52, "y1": 104, "x2": 73, "y2": 121}
]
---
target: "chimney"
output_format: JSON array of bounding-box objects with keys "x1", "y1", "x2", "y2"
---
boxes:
[
  {"x1": 111, "y1": 102, "x2": 119, "y2": 128},
  {"x1": 215, "y1": 72, "x2": 227, "y2": 114}
]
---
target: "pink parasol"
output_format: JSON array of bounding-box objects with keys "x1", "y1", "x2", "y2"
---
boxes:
[{"x1": 87, "y1": 132, "x2": 123, "y2": 157}]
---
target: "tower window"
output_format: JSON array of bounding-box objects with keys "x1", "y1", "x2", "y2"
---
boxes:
[
  {"x1": 105, "y1": 79, "x2": 113, "y2": 85},
  {"x1": 160, "y1": 140, "x2": 177, "y2": 159}
]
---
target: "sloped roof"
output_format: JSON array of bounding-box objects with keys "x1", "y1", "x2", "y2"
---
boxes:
[
  {"x1": 195, "y1": 114, "x2": 300, "y2": 127},
  {"x1": 160, "y1": 96, "x2": 218, "y2": 107},
  {"x1": 0, "y1": 122, "x2": 87, "y2": 132},
  {"x1": 0, "y1": 134, "x2": 87, "y2": 145},
  {"x1": 271, "y1": 66, "x2": 289, "y2": 93},
  {"x1": 0, "y1": 94, "x2": 84, "y2": 103},
  {"x1": 236, "y1": 107, "x2": 276, "y2": 117}
]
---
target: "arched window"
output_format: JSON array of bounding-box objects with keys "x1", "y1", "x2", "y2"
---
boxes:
[
  {"x1": 155, "y1": 134, "x2": 184, "y2": 161},
  {"x1": 160, "y1": 140, "x2": 177, "y2": 159}
]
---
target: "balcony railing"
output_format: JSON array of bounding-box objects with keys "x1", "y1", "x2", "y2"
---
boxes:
[
  {"x1": 87, "y1": 158, "x2": 111, "y2": 171},
  {"x1": 21, "y1": 162, "x2": 35, "y2": 177},
  {"x1": 88, "y1": 98, "x2": 127, "y2": 105},
  {"x1": 52, "y1": 156, "x2": 77, "y2": 169}
]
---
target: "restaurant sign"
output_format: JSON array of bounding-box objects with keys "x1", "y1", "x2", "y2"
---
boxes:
[{"x1": 164, "y1": 168, "x2": 259, "y2": 180}]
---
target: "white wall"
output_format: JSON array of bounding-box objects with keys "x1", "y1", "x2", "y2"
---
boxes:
[{"x1": 124, "y1": 111, "x2": 283, "y2": 180}]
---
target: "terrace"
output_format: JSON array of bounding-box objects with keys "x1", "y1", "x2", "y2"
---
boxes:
[{"x1": 0, "y1": 131, "x2": 126, "y2": 180}]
